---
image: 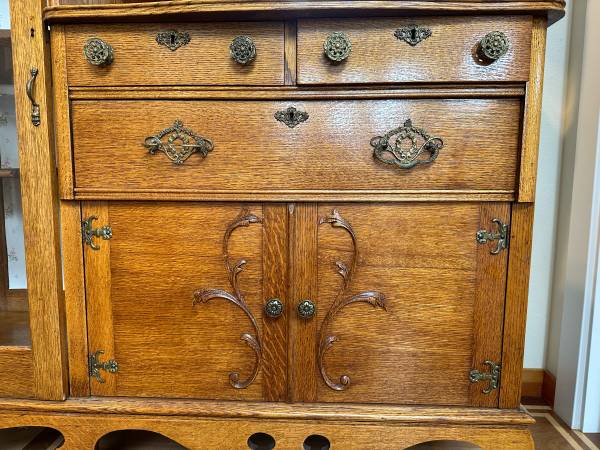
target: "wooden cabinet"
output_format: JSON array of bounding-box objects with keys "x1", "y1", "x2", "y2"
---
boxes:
[
  {"x1": 82, "y1": 201, "x2": 508, "y2": 410},
  {"x1": 0, "y1": 1, "x2": 565, "y2": 448}
]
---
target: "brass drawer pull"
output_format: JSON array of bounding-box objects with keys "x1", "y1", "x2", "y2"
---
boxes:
[
  {"x1": 479, "y1": 31, "x2": 510, "y2": 61},
  {"x1": 370, "y1": 119, "x2": 444, "y2": 170},
  {"x1": 26, "y1": 68, "x2": 40, "y2": 127},
  {"x1": 230, "y1": 35, "x2": 256, "y2": 65},
  {"x1": 156, "y1": 30, "x2": 190, "y2": 51},
  {"x1": 274, "y1": 106, "x2": 309, "y2": 128},
  {"x1": 297, "y1": 300, "x2": 316, "y2": 319},
  {"x1": 394, "y1": 25, "x2": 432, "y2": 46},
  {"x1": 143, "y1": 120, "x2": 214, "y2": 165},
  {"x1": 83, "y1": 37, "x2": 114, "y2": 66},
  {"x1": 265, "y1": 298, "x2": 284, "y2": 318},
  {"x1": 324, "y1": 32, "x2": 352, "y2": 62}
]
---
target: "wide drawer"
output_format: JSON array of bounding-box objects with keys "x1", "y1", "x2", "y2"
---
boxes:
[
  {"x1": 71, "y1": 98, "x2": 522, "y2": 196},
  {"x1": 63, "y1": 22, "x2": 285, "y2": 86},
  {"x1": 297, "y1": 16, "x2": 532, "y2": 84}
]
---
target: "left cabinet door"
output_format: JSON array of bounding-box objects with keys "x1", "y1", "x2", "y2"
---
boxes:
[{"x1": 83, "y1": 202, "x2": 289, "y2": 401}]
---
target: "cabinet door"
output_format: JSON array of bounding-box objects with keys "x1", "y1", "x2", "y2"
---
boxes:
[
  {"x1": 292, "y1": 203, "x2": 509, "y2": 407},
  {"x1": 83, "y1": 202, "x2": 288, "y2": 401}
]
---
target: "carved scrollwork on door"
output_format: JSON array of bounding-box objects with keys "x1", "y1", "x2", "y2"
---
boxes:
[
  {"x1": 193, "y1": 210, "x2": 263, "y2": 389},
  {"x1": 317, "y1": 209, "x2": 387, "y2": 391}
]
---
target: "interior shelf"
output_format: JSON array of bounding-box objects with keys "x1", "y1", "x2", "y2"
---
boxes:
[
  {"x1": 0, "y1": 168, "x2": 19, "y2": 178},
  {"x1": 0, "y1": 310, "x2": 31, "y2": 347}
]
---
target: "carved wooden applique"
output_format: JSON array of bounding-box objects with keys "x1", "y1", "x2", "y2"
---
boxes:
[
  {"x1": 317, "y1": 209, "x2": 387, "y2": 391},
  {"x1": 193, "y1": 210, "x2": 263, "y2": 389}
]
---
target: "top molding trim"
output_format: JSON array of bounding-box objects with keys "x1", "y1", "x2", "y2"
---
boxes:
[{"x1": 44, "y1": 1, "x2": 565, "y2": 24}]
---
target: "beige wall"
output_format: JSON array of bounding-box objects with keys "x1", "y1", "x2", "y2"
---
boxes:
[{"x1": 524, "y1": 3, "x2": 572, "y2": 369}]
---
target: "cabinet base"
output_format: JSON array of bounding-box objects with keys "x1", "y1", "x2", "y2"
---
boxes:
[{"x1": 0, "y1": 399, "x2": 535, "y2": 449}]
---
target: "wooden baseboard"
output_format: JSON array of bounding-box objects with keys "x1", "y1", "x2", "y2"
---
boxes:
[{"x1": 522, "y1": 368, "x2": 556, "y2": 407}]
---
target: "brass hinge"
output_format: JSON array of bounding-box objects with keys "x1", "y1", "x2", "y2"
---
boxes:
[
  {"x1": 89, "y1": 350, "x2": 118, "y2": 383},
  {"x1": 82, "y1": 216, "x2": 112, "y2": 250},
  {"x1": 470, "y1": 360, "x2": 501, "y2": 394},
  {"x1": 476, "y1": 219, "x2": 509, "y2": 255}
]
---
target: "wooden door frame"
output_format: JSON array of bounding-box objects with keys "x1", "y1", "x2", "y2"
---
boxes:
[{"x1": 8, "y1": 0, "x2": 68, "y2": 399}]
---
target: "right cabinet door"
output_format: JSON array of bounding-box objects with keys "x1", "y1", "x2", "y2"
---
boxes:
[{"x1": 309, "y1": 202, "x2": 510, "y2": 407}]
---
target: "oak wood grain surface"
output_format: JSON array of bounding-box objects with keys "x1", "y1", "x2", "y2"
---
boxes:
[
  {"x1": 43, "y1": 1, "x2": 565, "y2": 27},
  {"x1": 313, "y1": 203, "x2": 507, "y2": 406},
  {"x1": 0, "y1": 410, "x2": 534, "y2": 450},
  {"x1": 518, "y1": 17, "x2": 547, "y2": 202},
  {"x1": 70, "y1": 98, "x2": 522, "y2": 195},
  {"x1": 84, "y1": 202, "x2": 268, "y2": 400},
  {"x1": 63, "y1": 22, "x2": 285, "y2": 86},
  {"x1": 0, "y1": 347, "x2": 34, "y2": 398},
  {"x1": 500, "y1": 202, "x2": 535, "y2": 409},
  {"x1": 9, "y1": 0, "x2": 68, "y2": 400},
  {"x1": 298, "y1": 16, "x2": 532, "y2": 84}
]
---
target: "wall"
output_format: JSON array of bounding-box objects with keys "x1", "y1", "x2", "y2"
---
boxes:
[{"x1": 524, "y1": 3, "x2": 571, "y2": 369}]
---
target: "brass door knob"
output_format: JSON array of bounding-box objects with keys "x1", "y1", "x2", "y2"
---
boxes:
[
  {"x1": 324, "y1": 32, "x2": 352, "y2": 62},
  {"x1": 230, "y1": 35, "x2": 256, "y2": 64},
  {"x1": 83, "y1": 38, "x2": 114, "y2": 66},
  {"x1": 265, "y1": 298, "x2": 284, "y2": 318},
  {"x1": 297, "y1": 300, "x2": 316, "y2": 319},
  {"x1": 478, "y1": 31, "x2": 510, "y2": 61}
]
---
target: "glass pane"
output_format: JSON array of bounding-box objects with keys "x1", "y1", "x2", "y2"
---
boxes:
[{"x1": 0, "y1": 1, "x2": 30, "y2": 347}]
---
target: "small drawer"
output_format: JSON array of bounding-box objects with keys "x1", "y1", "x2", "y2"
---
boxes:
[
  {"x1": 70, "y1": 97, "x2": 521, "y2": 197},
  {"x1": 63, "y1": 22, "x2": 285, "y2": 86},
  {"x1": 297, "y1": 16, "x2": 532, "y2": 85}
]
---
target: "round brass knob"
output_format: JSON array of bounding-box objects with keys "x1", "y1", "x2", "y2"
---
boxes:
[
  {"x1": 83, "y1": 38, "x2": 114, "y2": 66},
  {"x1": 230, "y1": 35, "x2": 256, "y2": 65},
  {"x1": 297, "y1": 300, "x2": 316, "y2": 319},
  {"x1": 265, "y1": 298, "x2": 284, "y2": 318},
  {"x1": 323, "y1": 32, "x2": 352, "y2": 62},
  {"x1": 479, "y1": 31, "x2": 510, "y2": 61}
]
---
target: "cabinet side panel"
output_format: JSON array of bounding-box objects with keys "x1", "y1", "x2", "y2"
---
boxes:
[
  {"x1": 518, "y1": 17, "x2": 547, "y2": 202},
  {"x1": 500, "y1": 203, "x2": 535, "y2": 408}
]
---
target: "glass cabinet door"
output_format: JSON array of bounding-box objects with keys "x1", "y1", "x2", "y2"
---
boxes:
[{"x1": 0, "y1": 4, "x2": 33, "y2": 398}]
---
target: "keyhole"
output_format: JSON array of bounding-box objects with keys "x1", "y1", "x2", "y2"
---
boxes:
[
  {"x1": 170, "y1": 33, "x2": 176, "y2": 46},
  {"x1": 288, "y1": 111, "x2": 295, "y2": 121},
  {"x1": 411, "y1": 28, "x2": 417, "y2": 41}
]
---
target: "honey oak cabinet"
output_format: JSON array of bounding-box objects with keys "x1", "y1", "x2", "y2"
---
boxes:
[{"x1": 0, "y1": 0, "x2": 565, "y2": 449}]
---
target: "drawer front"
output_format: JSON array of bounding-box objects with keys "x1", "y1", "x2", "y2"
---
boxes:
[
  {"x1": 71, "y1": 98, "x2": 521, "y2": 196},
  {"x1": 64, "y1": 22, "x2": 285, "y2": 86},
  {"x1": 297, "y1": 16, "x2": 531, "y2": 84}
]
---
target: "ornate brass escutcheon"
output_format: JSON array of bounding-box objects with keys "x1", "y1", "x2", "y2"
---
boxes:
[
  {"x1": 82, "y1": 216, "x2": 112, "y2": 250},
  {"x1": 156, "y1": 30, "x2": 190, "y2": 51},
  {"x1": 274, "y1": 106, "x2": 309, "y2": 128},
  {"x1": 370, "y1": 119, "x2": 444, "y2": 170},
  {"x1": 478, "y1": 31, "x2": 510, "y2": 61},
  {"x1": 394, "y1": 25, "x2": 432, "y2": 46},
  {"x1": 230, "y1": 35, "x2": 256, "y2": 64},
  {"x1": 476, "y1": 219, "x2": 509, "y2": 255},
  {"x1": 83, "y1": 37, "x2": 114, "y2": 66},
  {"x1": 89, "y1": 350, "x2": 118, "y2": 383},
  {"x1": 470, "y1": 360, "x2": 501, "y2": 394},
  {"x1": 323, "y1": 32, "x2": 352, "y2": 62},
  {"x1": 143, "y1": 120, "x2": 214, "y2": 165}
]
